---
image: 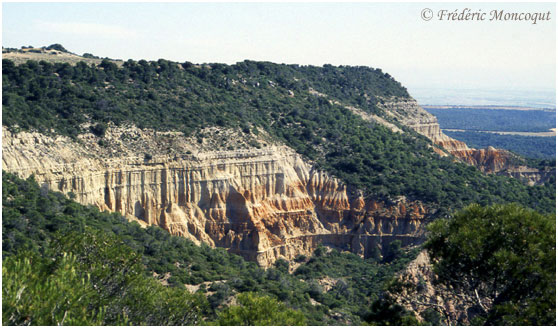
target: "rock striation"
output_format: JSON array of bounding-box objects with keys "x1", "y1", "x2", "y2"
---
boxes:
[
  {"x1": 309, "y1": 90, "x2": 548, "y2": 182},
  {"x1": 377, "y1": 97, "x2": 552, "y2": 183},
  {"x1": 308, "y1": 89, "x2": 550, "y2": 184},
  {"x1": 2, "y1": 126, "x2": 429, "y2": 267}
]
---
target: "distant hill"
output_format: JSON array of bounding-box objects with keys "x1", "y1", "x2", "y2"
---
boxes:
[
  {"x1": 2, "y1": 45, "x2": 555, "y2": 326},
  {"x1": 2, "y1": 44, "x2": 123, "y2": 66},
  {"x1": 2, "y1": 47, "x2": 554, "y2": 214}
]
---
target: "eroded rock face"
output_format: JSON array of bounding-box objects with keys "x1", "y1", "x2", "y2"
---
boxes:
[
  {"x1": 499, "y1": 165, "x2": 555, "y2": 186},
  {"x1": 377, "y1": 97, "x2": 553, "y2": 183},
  {"x1": 378, "y1": 97, "x2": 476, "y2": 155},
  {"x1": 2, "y1": 126, "x2": 429, "y2": 267},
  {"x1": 307, "y1": 90, "x2": 549, "y2": 183},
  {"x1": 392, "y1": 250, "x2": 488, "y2": 325}
]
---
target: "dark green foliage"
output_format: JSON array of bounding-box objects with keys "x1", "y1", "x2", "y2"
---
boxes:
[
  {"x1": 90, "y1": 122, "x2": 107, "y2": 137},
  {"x1": 2, "y1": 59, "x2": 555, "y2": 214},
  {"x1": 54, "y1": 229, "x2": 209, "y2": 325},
  {"x1": 2, "y1": 172, "x2": 421, "y2": 325},
  {"x1": 3, "y1": 229, "x2": 209, "y2": 326},
  {"x1": 274, "y1": 258, "x2": 290, "y2": 273},
  {"x1": 82, "y1": 53, "x2": 100, "y2": 59},
  {"x1": 293, "y1": 246, "x2": 420, "y2": 321},
  {"x1": 444, "y1": 130, "x2": 556, "y2": 160},
  {"x1": 211, "y1": 292, "x2": 306, "y2": 325},
  {"x1": 383, "y1": 240, "x2": 403, "y2": 263},
  {"x1": 365, "y1": 297, "x2": 420, "y2": 325},
  {"x1": 421, "y1": 308, "x2": 443, "y2": 325},
  {"x1": 525, "y1": 157, "x2": 556, "y2": 171},
  {"x1": 1, "y1": 58, "x2": 405, "y2": 140},
  {"x1": 3, "y1": 54, "x2": 557, "y2": 325},
  {"x1": 3, "y1": 252, "x2": 105, "y2": 325},
  {"x1": 45, "y1": 44, "x2": 68, "y2": 52},
  {"x1": 425, "y1": 203, "x2": 556, "y2": 325},
  {"x1": 425, "y1": 107, "x2": 556, "y2": 133}
]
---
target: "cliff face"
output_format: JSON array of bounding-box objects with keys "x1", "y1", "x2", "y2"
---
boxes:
[
  {"x1": 392, "y1": 250, "x2": 492, "y2": 325},
  {"x1": 378, "y1": 97, "x2": 479, "y2": 156},
  {"x1": 377, "y1": 97, "x2": 551, "y2": 183},
  {"x1": 305, "y1": 91, "x2": 549, "y2": 184},
  {"x1": 2, "y1": 126, "x2": 429, "y2": 267},
  {"x1": 391, "y1": 251, "x2": 468, "y2": 325},
  {"x1": 498, "y1": 165, "x2": 555, "y2": 186}
]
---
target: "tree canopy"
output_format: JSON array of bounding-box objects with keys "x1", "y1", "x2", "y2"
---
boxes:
[
  {"x1": 425, "y1": 203, "x2": 556, "y2": 325},
  {"x1": 212, "y1": 292, "x2": 307, "y2": 325},
  {"x1": 3, "y1": 229, "x2": 209, "y2": 326},
  {"x1": 1, "y1": 172, "x2": 424, "y2": 325},
  {"x1": 2, "y1": 58, "x2": 555, "y2": 214}
]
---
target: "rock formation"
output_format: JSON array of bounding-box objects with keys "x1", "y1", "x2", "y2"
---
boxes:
[
  {"x1": 3, "y1": 94, "x2": 551, "y2": 267},
  {"x1": 308, "y1": 90, "x2": 551, "y2": 184},
  {"x1": 2, "y1": 125, "x2": 429, "y2": 267},
  {"x1": 391, "y1": 250, "x2": 491, "y2": 325},
  {"x1": 376, "y1": 97, "x2": 552, "y2": 183}
]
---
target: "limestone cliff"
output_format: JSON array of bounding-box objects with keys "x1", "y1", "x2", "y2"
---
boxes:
[
  {"x1": 307, "y1": 90, "x2": 550, "y2": 184},
  {"x1": 376, "y1": 97, "x2": 552, "y2": 184},
  {"x1": 2, "y1": 125, "x2": 429, "y2": 267}
]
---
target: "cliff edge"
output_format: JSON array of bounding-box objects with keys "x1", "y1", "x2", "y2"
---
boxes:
[{"x1": 2, "y1": 125, "x2": 429, "y2": 267}]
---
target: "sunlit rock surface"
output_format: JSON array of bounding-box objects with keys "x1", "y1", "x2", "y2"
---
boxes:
[
  {"x1": 3, "y1": 126, "x2": 428, "y2": 267},
  {"x1": 377, "y1": 97, "x2": 552, "y2": 184}
]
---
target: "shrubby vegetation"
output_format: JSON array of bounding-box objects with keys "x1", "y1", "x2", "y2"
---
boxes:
[
  {"x1": 45, "y1": 43, "x2": 68, "y2": 52},
  {"x1": 3, "y1": 252, "x2": 106, "y2": 325},
  {"x1": 2, "y1": 172, "x2": 422, "y2": 325},
  {"x1": 425, "y1": 203, "x2": 556, "y2": 325},
  {"x1": 211, "y1": 292, "x2": 307, "y2": 325},
  {"x1": 2, "y1": 54, "x2": 556, "y2": 325},
  {"x1": 3, "y1": 155, "x2": 555, "y2": 325},
  {"x1": 2, "y1": 58, "x2": 555, "y2": 214},
  {"x1": 3, "y1": 230, "x2": 209, "y2": 325},
  {"x1": 1, "y1": 58, "x2": 405, "y2": 139},
  {"x1": 4, "y1": 173, "x2": 554, "y2": 325}
]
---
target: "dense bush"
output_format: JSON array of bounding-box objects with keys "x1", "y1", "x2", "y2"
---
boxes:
[
  {"x1": 3, "y1": 229, "x2": 209, "y2": 325},
  {"x1": 45, "y1": 43, "x2": 68, "y2": 52},
  {"x1": 2, "y1": 172, "x2": 422, "y2": 325},
  {"x1": 4, "y1": 169, "x2": 553, "y2": 325},
  {"x1": 211, "y1": 292, "x2": 306, "y2": 325},
  {"x1": 2, "y1": 59, "x2": 555, "y2": 214},
  {"x1": 425, "y1": 203, "x2": 556, "y2": 325},
  {"x1": 2, "y1": 55, "x2": 555, "y2": 324},
  {"x1": 3, "y1": 252, "x2": 105, "y2": 325}
]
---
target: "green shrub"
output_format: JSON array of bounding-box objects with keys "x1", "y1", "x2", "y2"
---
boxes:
[
  {"x1": 425, "y1": 203, "x2": 556, "y2": 325},
  {"x1": 212, "y1": 292, "x2": 306, "y2": 325}
]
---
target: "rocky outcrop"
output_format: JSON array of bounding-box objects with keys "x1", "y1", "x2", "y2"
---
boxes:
[
  {"x1": 392, "y1": 250, "x2": 489, "y2": 325},
  {"x1": 497, "y1": 165, "x2": 555, "y2": 186},
  {"x1": 377, "y1": 97, "x2": 481, "y2": 156},
  {"x1": 2, "y1": 126, "x2": 429, "y2": 267},
  {"x1": 309, "y1": 89, "x2": 533, "y2": 178},
  {"x1": 377, "y1": 97, "x2": 553, "y2": 182}
]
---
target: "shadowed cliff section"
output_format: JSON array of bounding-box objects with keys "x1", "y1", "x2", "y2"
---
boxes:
[
  {"x1": 2, "y1": 125, "x2": 428, "y2": 267},
  {"x1": 2, "y1": 52, "x2": 555, "y2": 266},
  {"x1": 3, "y1": 54, "x2": 553, "y2": 207},
  {"x1": 374, "y1": 97, "x2": 553, "y2": 185}
]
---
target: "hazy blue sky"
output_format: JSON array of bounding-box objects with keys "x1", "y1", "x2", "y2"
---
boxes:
[{"x1": 3, "y1": 2, "x2": 556, "y2": 95}]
